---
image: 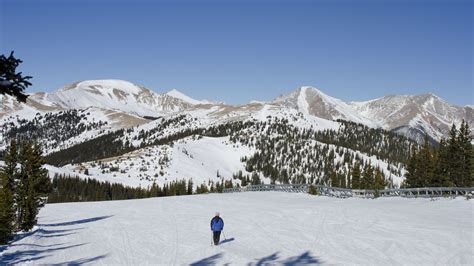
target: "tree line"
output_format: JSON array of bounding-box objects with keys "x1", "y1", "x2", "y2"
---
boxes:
[
  {"x1": 2, "y1": 110, "x2": 108, "y2": 153},
  {"x1": 231, "y1": 117, "x2": 405, "y2": 188},
  {"x1": 0, "y1": 139, "x2": 51, "y2": 244},
  {"x1": 404, "y1": 120, "x2": 473, "y2": 188},
  {"x1": 47, "y1": 174, "x2": 235, "y2": 203}
]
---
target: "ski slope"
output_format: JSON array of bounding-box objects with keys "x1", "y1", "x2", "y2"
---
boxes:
[{"x1": 1, "y1": 192, "x2": 472, "y2": 265}]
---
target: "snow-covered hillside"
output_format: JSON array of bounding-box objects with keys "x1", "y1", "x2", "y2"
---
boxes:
[
  {"x1": 1, "y1": 192, "x2": 471, "y2": 265},
  {"x1": 350, "y1": 93, "x2": 473, "y2": 142},
  {"x1": 274, "y1": 86, "x2": 375, "y2": 126},
  {"x1": 58, "y1": 136, "x2": 255, "y2": 188},
  {"x1": 1, "y1": 79, "x2": 471, "y2": 190},
  {"x1": 2, "y1": 80, "x2": 471, "y2": 143},
  {"x1": 0, "y1": 107, "x2": 149, "y2": 154},
  {"x1": 1, "y1": 79, "x2": 198, "y2": 118}
]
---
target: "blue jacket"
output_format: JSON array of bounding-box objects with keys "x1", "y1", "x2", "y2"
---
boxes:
[{"x1": 210, "y1": 216, "x2": 224, "y2": 232}]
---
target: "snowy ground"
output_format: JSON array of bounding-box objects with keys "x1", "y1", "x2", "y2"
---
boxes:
[
  {"x1": 54, "y1": 136, "x2": 254, "y2": 188},
  {"x1": 1, "y1": 192, "x2": 472, "y2": 265}
]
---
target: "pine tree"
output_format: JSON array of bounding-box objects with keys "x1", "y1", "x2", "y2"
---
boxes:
[
  {"x1": 373, "y1": 167, "x2": 385, "y2": 190},
  {"x1": 251, "y1": 172, "x2": 261, "y2": 185},
  {"x1": 0, "y1": 51, "x2": 32, "y2": 102},
  {"x1": 433, "y1": 139, "x2": 450, "y2": 186},
  {"x1": 187, "y1": 179, "x2": 193, "y2": 195},
  {"x1": 22, "y1": 144, "x2": 51, "y2": 230},
  {"x1": 351, "y1": 162, "x2": 361, "y2": 189},
  {"x1": 308, "y1": 184, "x2": 318, "y2": 195},
  {"x1": 447, "y1": 124, "x2": 461, "y2": 185},
  {"x1": 418, "y1": 136, "x2": 435, "y2": 187},
  {"x1": 458, "y1": 120, "x2": 473, "y2": 187},
  {"x1": 361, "y1": 164, "x2": 374, "y2": 189},
  {"x1": 0, "y1": 139, "x2": 18, "y2": 242},
  {"x1": 405, "y1": 147, "x2": 419, "y2": 188},
  {"x1": 16, "y1": 141, "x2": 31, "y2": 230},
  {"x1": 0, "y1": 140, "x2": 19, "y2": 242},
  {"x1": 0, "y1": 180, "x2": 14, "y2": 244}
]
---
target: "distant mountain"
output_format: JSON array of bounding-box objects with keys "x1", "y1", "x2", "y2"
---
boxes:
[
  {"x1": 2, "y1": 80, "x2": 471, "y2": 143},
  {"x1": 1, "y1": 80, "x2": 199, "y2": 118},
  {"x1": 273, "y1": 86, "x2": 375, "y2": 126},
  {"x1": 2, "y1": 79, "x2": 472, "y2": 190},
  {"x1": 350, "y1": 93, "x2": 473, "y2": 142},
  {"x1": 165, "y1": 89, "x2": 212, "y2": 105}
]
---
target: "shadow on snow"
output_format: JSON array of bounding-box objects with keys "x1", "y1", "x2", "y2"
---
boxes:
[
  {"x1": 0, "y1": 243, "x2": 88, "y2": 264},
  {"x1": 190, "y1": 251, "x2": 321, "y2": 265},
  {"x1": 219, "y1": 237, "x2": 235, "y2": 245},
  {"x1": 0, "y1": 227, "x2": 83, "y2": 253},
  {"x1": 50, "y1": 254, "x2": 109, "y2": 265},
  {"x1": 37, "y1": 215, "x2": 113, "y2": 227},
  {"x1": 0, "y1": 216, "x2": 112, "y2": 264},
  {"x1": 252, "y1": 251, "x2": 322, "y2": 265},
  {"x1": 190, "y1": 253, "x2": 224, "y2": 266}
]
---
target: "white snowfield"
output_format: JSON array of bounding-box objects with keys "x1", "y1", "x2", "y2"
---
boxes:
[{"x1": 1, "y1": 192, "x2": 472, "y2": 265}]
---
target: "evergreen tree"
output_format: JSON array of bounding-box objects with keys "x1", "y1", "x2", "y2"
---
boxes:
[
  {"x1": 447, "y1": 124, "x2": 461, "y2": 185},
  {"x1": 351, "y1": 162, "x2": 361, "y2": 189},
  {"x1": 458, "y1": 120, "x2": 473, "y2": 186},
  {"x1": 251, "y1": 172, "x2": 261, "y2": 185},
  {"x1": 21, "y1": 144, "x2": 51, "y2": 230},
  {"x1": 187, "y1": 179, "x2": 193, "y2": 195},
  {"x1": 418, "y1": 136, "x2": 436, "y2": 187},
  {"x1": 405, "y1": 147, "x2": 419, "y2": 188},
  {"x1": 308, "y1": 184, "x2": 318, "y2": 195},
  {"x1": 0, "y1": 140, "x2": 17, "y2": 244},
  {"x1": 15, "y1": 141, "x2": 30, "y2": 231},
  {"x1": 373, "y1": 167, "x2": 386, "y2": 190},
  {"x1": 5, "y1": 141, "x2": 52, "y2": 232},
  {"x1": 0, "y1": 51, "x2": 32, "y2": 102},
  {"x1": 361, "y1": 164, "x2": 374, "y2": 189},
  {"x1": 405, "y1": 121, "x2": 473, "y2": 188}
]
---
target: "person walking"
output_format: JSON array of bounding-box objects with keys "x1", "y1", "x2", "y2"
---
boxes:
[{"x1": 210, "y1": 212, "x2": 224, "y2": 245}]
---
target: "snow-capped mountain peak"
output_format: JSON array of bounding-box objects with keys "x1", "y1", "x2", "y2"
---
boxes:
[
  {"x1": 58, "y1": 79, "x2": 144, "y2": 95},
  {"x1": 165, "y1": 89, "x2": 205, "y2": 105},
  {"x1": 274, "y1": 86, "x2": 376, "y2": 126},
  {"x1": 1, "y1": 80, "x2": 471, "y2": 143},
  {"x1": 350, "y1": 92, "x2": 473, "y2": 142},
  {"x1": 20, "y1": 79, "x2": 193, "y2": 117}
]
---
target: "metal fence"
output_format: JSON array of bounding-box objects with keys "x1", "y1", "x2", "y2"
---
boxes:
[{"x1": 223, "y1": 184, "x2": 474, "y2": 199}]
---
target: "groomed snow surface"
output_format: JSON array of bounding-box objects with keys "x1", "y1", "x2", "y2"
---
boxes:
[{"x1": 1, "y1": 192, "x2": 472, "y2": 265}]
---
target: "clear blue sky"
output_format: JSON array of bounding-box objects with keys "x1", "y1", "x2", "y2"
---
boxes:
[{"x1": 1, "y1": 0, "x2": 472, "y2": 105}]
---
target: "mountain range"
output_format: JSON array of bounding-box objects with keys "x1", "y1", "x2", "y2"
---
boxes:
[
  {"x1": 2, "y1": 79, "x2": 471, "y2": 142},
  {"x1": 0, "y1": 79, "x2": 472, "y2": 189}
]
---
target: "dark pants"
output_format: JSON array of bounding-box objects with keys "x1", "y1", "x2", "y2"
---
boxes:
[{"x1": 213, "y1": 231, "x2": 221, "y2": 245}]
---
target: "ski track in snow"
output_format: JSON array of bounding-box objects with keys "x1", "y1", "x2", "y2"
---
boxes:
[{"x1": 0, "y1": 192, "x2": 472, "y2": 265}]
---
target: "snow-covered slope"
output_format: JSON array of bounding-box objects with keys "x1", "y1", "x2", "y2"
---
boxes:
[
  {"x1": 274, "y1": 86, "x2": 376, "y2": 126},
  {"x1": 351, "y1": 93, "x2": 473, "y2": 141},
  {"x1": 0, "y1": 106, "x2": 150, "y2": 154},
  {"x1": 166, "y1": 89, "x2": 212, "y2": 105},
  {"x1": 2, "y1": 80, "x2": 471, "y2": 190},
  {"x1": 2, "y1": 80, "x2": 470, "y2": 142},
  {"x1": 48, "y1": 80, "x2": 194, "y2": 117},
  {"x1": 1, "y1": 192, "x2": 471, "y2": 265},
  {"x1": 60, "y1": 136, "x2": 255, "y2": 188},
  {"x1": 1, "y1": 80, "x2": 198, "y2": 118}
]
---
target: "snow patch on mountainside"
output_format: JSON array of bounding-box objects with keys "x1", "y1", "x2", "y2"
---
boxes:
[
  {"x1": 297, "y1": 86, "x2": 310, "y2": 116},
  {"x1": 274, "y1": 86, "x2": 376, "y2": 127},
  {"x1": 351, "y1": 93, "x2": 473, "y2": 141},
  {"x1": 166, "y1": 89, "x2": 207, "y2": 105},
  {"x1": 60, "y1": 136, "x2": 254, "y2": 188},
  {"x1": 167, "y1": 136, "x2": 255, "y2": 184}
]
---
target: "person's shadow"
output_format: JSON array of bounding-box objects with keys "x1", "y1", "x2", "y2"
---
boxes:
[{"x1": 219, "y1": 237, "x2": 235, "y2": 245}]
